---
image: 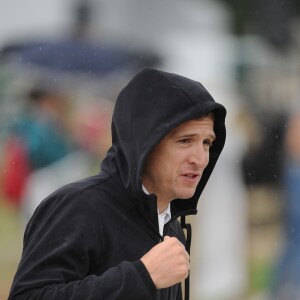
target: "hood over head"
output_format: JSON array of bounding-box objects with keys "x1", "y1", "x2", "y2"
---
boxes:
[{"x1": 101, "y1": 68, "x2": 226, "y2": 217}]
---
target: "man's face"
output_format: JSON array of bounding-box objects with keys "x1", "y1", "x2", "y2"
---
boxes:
[{"x1": 142, "y1": 116, "x2": 215, "y2": 211}]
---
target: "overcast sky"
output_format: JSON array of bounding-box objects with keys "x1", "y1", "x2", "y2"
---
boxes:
[{"x1": 0, "y1": 0, "x2": 74, "y2": 47}]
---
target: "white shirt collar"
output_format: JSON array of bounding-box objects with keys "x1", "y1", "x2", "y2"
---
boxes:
[
  {"x1": 142, "y1": 185, "x2": 149, "y2": 195},
  {"x1": 158, "y1": 204, "x2": 171, "y2": 236},
  {"x1": 142, "y1": 185, "x2": 171, "y2": 235}
]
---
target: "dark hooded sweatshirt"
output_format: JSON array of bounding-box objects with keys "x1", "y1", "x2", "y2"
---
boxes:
[{"x1": 8, "y1": 68, "x2": 226, "y2": 300}]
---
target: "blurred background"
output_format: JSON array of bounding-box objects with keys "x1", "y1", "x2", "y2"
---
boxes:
[{"x1": 1, "y1": 0, "x2": 300, "y2": 299}]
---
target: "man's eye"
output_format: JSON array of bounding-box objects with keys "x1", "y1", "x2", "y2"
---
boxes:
[
  {"x1": 179, "y1": 138, "x2": 190, "y2": 144},
  {"x1": 204, "y1": 140, "x2": 214, "y2": 148}
]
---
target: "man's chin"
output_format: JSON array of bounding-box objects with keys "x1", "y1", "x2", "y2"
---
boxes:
[{"x1": 175, "y1": 189, "x2": 196, "y2": 200}]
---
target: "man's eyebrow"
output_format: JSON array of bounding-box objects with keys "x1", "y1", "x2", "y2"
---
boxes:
[
  {"x1": 173, "y1": 132, "x2": 216, "y2": 140},
  {"x1": 172, "y1": 133, "x2": 196, "y2": 139},
  {"x1": 208, "y1": 133, "x2": 216, "y2": 141}
]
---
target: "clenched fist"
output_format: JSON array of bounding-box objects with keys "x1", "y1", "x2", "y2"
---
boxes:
[{"x1": 140, "y1": 236, "x2": 190, "y2": 289}]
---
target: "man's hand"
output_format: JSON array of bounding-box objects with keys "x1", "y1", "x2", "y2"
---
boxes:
[{"x1": 140, "y1": 236, "x2": 190, "y2": 289}]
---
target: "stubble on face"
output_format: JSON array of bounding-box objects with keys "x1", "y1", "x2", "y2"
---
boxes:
[{"x1": 142, "y1": 116, "x2": 215, "y2": 212}]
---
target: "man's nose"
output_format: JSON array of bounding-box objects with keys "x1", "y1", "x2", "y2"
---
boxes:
[{"x1": 187, "y1": 145, "x2": 209, "y2": 168}]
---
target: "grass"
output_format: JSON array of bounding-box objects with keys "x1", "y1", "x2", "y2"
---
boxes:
[{"x1": 0, "y1": 199, "x2": 23, "y2": 300}]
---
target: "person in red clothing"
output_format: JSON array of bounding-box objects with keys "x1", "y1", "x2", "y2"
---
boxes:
[{"x1": 2, "y1": 84, "x2": 73, "y2": 208}]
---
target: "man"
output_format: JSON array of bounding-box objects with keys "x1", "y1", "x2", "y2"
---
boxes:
[{"x1": 8, "y1": 68, "x2": 226, "y2": 300}]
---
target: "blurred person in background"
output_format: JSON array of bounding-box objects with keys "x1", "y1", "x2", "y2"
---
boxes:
[
  {"x1": 270, "y1": 104, "x2": 300, "y2": 300},
  {"x1": 21, "y1": 99, "x2": 113, "y2": 225},
  {"x1": 1, "y1": 82, "x2": 73, "y2": 209},
  {"x1": 8, "y1": 68, "x2": 226, "y2": 300}
]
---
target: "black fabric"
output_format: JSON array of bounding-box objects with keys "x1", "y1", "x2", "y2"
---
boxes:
[
  {"x1": 8, "y1": 68, "x2": 226, "y2": 300},
  {"x1": 180, "y1": 216, "x2": 192, "y2": 300}
]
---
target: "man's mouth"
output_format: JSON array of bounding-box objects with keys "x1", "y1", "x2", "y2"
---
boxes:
[{"x1": 182, "y1": 173, "x2": 200, "y2": 181}]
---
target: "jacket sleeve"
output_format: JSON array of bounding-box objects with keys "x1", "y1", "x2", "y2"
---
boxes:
[{"x1": 8, "y1": 189, "x2": 156, "y2": 300}]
